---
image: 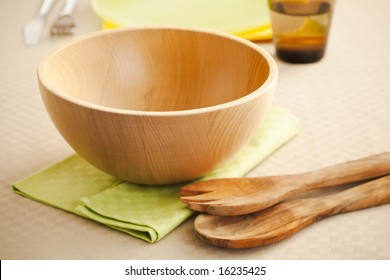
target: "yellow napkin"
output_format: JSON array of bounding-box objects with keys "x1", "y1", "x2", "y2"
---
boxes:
[
  {"x1": 93, "y1": 0, "x2": 273, "y2": 41},
  {"x1": 12, "y1": 105, "x2": 300, "y2": 243}
]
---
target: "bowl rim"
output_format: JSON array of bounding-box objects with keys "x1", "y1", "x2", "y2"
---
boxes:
[{"x1": 38, "y1": 25, "x2": 277, "y2": 117}]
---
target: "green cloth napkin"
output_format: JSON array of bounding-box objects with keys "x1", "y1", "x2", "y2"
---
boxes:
[{"x1": 12, "y1": 105, "x2": 301, "y2": 243}]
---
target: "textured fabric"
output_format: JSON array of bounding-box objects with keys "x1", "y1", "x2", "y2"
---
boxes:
[{"x1": 12, "y1": 105, "x2": 300, "y2": 243}]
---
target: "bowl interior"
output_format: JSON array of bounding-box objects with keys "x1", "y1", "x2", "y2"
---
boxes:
[{"x1": 42, "y1": 28, "x2": 270, "y2": 111}]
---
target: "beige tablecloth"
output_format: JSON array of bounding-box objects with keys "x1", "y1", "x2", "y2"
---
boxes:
[{"x1": 1, "y1": 0, "x2": 389, "y2": 259}]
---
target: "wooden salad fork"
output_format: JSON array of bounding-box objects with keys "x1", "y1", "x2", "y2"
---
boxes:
[
  {"x1": 180, "y1": 152, "x2": 390, "y2": 216},
  {"x1": 194, "y1": 175, "x2": 390, "y2": 249}
]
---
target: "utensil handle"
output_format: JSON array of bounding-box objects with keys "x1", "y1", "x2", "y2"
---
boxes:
[
  {"x1": 325, "y1": 175, "x2": 390, "y2": 216},
  {"x1": 300, "y1": 152, "x2": 390, "y2": 192},
  {"x1": 60, "y1": 0, "x2": 78, "y2": 16},
  {"x1": 38, "y1": 0, "x2": 56, "y2": 18}
]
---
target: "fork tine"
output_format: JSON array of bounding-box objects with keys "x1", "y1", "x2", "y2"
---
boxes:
[
  {"x1": 180, "y1": 177, "x2": 262, "y2": 197},
  {"x1": 181, "y1": 178, "x2": 239, "y2": 195},
  {"x1": 180, "y1": 192, "x2": 220, "y2": 203},
  {"x1": 50, "y1": 15, "x2": 75, "y2": 36},
  {"x1": 180, "y1": 182, "x2": 215, "y2": 196},
  {"x1": 50, "y1": 0, "x2": 77, "y2": 36}
]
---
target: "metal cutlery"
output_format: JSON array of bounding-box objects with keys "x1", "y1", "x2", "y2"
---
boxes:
[
  {"x1": 22, "y1": 0, "x2": 56, "y2": 47},
  {"x1": 50, "y1": 0, "x2": 78, "y2": 36}
]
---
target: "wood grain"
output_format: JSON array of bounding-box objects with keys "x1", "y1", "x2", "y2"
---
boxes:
[
  {"x1": 181, "y1": 152, "x2": 390, "y2": 215},
  {"x1": 194, "y1": 175, "x2": 390, "y2": 249},
  {"x1": 38, "y1": 27, "x2": 277, "y2": 184}
]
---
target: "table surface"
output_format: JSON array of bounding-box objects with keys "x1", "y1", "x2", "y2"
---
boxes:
[{"x1": 1, "y1": 0, "x2": 389, "y2": 260}]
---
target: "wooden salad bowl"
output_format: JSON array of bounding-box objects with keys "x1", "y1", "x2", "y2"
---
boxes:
[{"x1": 38, "y1": 27, "x2": 277, "y2": 185}]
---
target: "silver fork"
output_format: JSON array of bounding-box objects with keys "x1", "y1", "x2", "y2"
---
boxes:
[{"x1": 50, "y1": 0, "x2": 78, "y2": 36}]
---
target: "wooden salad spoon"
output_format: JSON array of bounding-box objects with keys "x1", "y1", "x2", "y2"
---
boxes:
[
  {"x1": 194, "y1": 175, "x2": 390, "y2": 249},
  {"x1": 181, "y1": 152, "x2": 390, "y2": 216}
]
